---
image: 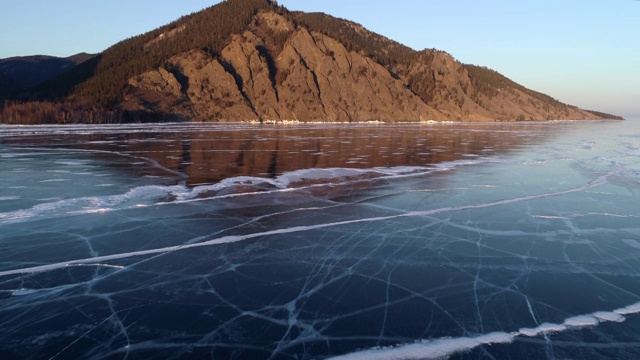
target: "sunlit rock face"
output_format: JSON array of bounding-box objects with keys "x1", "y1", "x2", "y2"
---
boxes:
[
  {"x1": 121, "y1": 11, "x2": 602, "y2": 123},
  {"x1": 1, "y1": 120, "x2": 640, "y2": 359}
]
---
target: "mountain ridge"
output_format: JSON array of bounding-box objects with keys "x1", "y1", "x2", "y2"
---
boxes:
[
  {"x1": 0, "y1": 0, "x2": 623, "y2": 123},
  {"x1": 0, "y1": 53, "x2": 95, "y2": 95}
]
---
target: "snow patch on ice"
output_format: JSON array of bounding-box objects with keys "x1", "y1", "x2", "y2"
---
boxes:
[
  {"x1": 518, "y1": 322, "x2": 567, "y2": 337},
  {"x1": 0, "y1": 196, "x2": 20, "y2": 201},
  {"x1": 563, "y1": 314, "x2": 599, "y2": 327},
  {"x1": 593, "y1": 311, "x2": 626, "y2": 323},
  {"x1": 622, "y1": 239, "x2": 640, "y2": 249},
  {"x1": 614, "y1": 301, "x2": 640, "y2": 315},
  {"x1": 329, "y1": 332, "x2": 514, "y2": 360},
  {"x1": 330, "y1": 302, "x2": 640, "y2": 360}
]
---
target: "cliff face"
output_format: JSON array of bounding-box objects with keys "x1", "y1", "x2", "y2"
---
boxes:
[
  {"x1": 120, "y1": 11, "x2": 602, "y2": 122},
  {"x1": 122, "y1": 13, "x2": 440, "y2": 122},
  {"x1": 395, "y1": 52, "x2": 600, "y2": 121}
]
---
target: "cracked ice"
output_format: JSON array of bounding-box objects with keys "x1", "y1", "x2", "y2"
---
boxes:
[{"x1": 1, "y1": 121, "x2": 640, "y2": 359}]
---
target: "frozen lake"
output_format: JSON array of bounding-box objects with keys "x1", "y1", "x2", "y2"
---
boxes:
[{"x1": 1, "y1": 120, "x2": 640, "y2": 359}]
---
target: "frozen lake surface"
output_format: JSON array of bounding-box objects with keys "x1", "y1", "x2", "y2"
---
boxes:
[{"x1": 1, "y1": 120, "x2": 640, "y2": 359}]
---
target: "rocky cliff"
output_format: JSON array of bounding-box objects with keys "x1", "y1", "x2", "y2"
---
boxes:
[
  {"x1": 119, "y1": 9, "x2": 606, "y2": 122},
  {"x1": 121, "y1": 12, "x2": 437, "y2": 122}
]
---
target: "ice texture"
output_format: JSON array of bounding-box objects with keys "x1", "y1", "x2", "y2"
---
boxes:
[{"x1": 1, "y1": 121, "x2": 640, "y2": 359}]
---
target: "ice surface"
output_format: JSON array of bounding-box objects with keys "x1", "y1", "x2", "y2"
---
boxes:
[{"x1": 2, "y1": 121, "x2": 640, "y2": 359}]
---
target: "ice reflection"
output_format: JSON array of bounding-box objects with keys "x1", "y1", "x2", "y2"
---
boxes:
[{"x1": 2, "y1": 123, "x2": 559, "y2": 185}]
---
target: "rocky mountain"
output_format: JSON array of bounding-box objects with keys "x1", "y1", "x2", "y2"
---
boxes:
[
  {"x1": 0, "y1": 0, "x2": 622, "y2": 123},
  {"x1": 0, "y1": 53, "x2": 95, "y2": 95}
]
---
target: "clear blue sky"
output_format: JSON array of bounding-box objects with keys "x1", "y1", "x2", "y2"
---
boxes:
[{"x1": 1, "y1": 0, "x2": 638, "y2": 117}]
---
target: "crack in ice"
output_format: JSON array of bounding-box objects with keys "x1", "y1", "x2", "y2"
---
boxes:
[{"x1": 0, "y1": 171, "x2": 616, "y2": 278}]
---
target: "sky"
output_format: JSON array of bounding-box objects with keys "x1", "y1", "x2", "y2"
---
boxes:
[{"x1": 1, "y1": 0, "x2": 638, "y2": 118}]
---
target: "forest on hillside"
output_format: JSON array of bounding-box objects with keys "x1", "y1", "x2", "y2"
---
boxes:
[
  {"x1": 0, "y1": 100, "x2": 123, "y2": 124},
  {"x1": 0, "y1": 0, "x2": 278, "y2": 108}
]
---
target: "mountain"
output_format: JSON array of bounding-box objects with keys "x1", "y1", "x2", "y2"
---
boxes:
[
  {"x1": 0, "y1": 0, "x2": 622, "y2": 123},
  {"x1": 0, "y1": 53, "x2": 95, "y2": 95}
]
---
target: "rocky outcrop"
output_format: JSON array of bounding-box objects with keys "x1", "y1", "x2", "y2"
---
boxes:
[
  {"x1": 120, "y1": 11, "x2": 605, "y2": 122},
  {"x1": 124, "y1": 50, "x2": 258, "y2": 121},
  {"x1": 122, "y1": 13, "x2": 439, "y2": 122}
]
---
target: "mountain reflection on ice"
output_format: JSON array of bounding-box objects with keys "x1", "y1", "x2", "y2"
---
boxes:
[{"x1": 1, "y1": 121, "x2": 640, "y2": 359}]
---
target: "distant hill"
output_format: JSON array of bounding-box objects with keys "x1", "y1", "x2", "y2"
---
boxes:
[
  {"x1": 0, "y1": 53, "x2": 95, "y2": 95},
  {"x1": 0, "y1": 0, "x2": 623, "y2": 123}
]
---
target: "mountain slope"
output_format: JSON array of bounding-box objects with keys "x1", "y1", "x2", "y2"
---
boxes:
[
  {"x1": 121, "y1": 11, "x2": 440, "y2": 122},
  {"x1": 0, "y1": 0, "x2": 622, "y2": 123},
  {"x1": 0, "y1": 53, "x2": 95, "y2": 95}
]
